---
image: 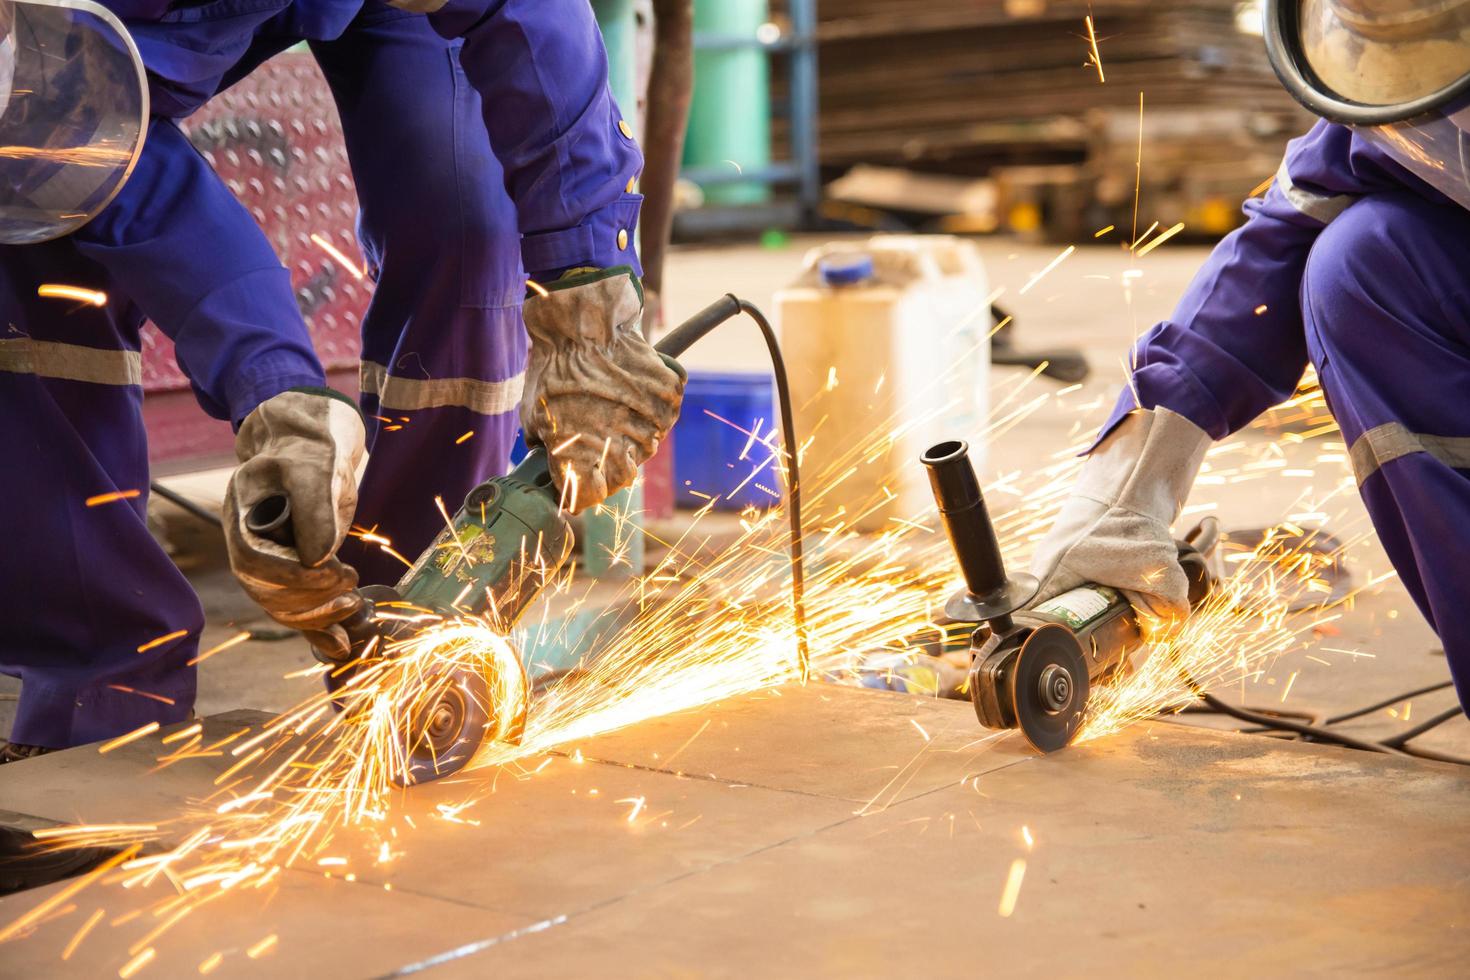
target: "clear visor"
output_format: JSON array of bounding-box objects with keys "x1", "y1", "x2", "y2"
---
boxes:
[
  {"x1": 1361, "y1": 95, "x2": 1470, "y2": 207},
  {"x1": 0, "y1": 0, "x2": 149, "y2": 244},
  {"x1": 1299, "y1": 0, "x2": 1470, "y2": 108}
]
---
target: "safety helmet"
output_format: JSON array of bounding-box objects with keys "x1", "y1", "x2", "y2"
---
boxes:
[
  {"x1": 0, "y1": 0, "x2": 149, "y2": 244},
  {"x1": 1264, "y1": 2, "x2": 1470, "y2": 207}
]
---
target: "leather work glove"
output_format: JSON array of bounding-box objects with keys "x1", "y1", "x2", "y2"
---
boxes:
[
  {"x1": 223, "y1": 388, "x2": 366, "y2": 647},
  {"x1": 1029, "y1": 407, "x2": 1210, "y2": 621},
  {"x1": 521, "y1": 267, "x2": 686, "y2": 513}
]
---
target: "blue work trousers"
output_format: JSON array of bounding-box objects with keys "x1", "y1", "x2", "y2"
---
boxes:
[{"x1": 0, "y1": 12, "x2": 524, "y2": 746}]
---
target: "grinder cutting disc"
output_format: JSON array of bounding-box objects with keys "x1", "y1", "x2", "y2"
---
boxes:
[
  {"x1": 400, "y1": 658, "x2": 530, "y2": 786},
  {"x1": 1009, "y1": 623, "x2": 1090, "y2": 753}
]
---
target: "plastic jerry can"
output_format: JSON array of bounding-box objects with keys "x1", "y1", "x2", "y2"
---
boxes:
[{"x1": 775, "y1": 235, "x2": 991, "y2": 533}]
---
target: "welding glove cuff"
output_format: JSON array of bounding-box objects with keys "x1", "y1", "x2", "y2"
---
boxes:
[
  {"x1": 521, "y1": 267, "x2": 686, "y2": 514},
  {"x1": 224, "y1": 388, "x2": 366, "y2": 633},
  {"x1": 1029, "y1": 407, "x2": 1210, "y2": 621}
]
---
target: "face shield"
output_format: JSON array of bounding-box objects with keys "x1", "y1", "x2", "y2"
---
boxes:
[
  {"x1": 0, "y1": 0, "x2": 149, "y2": 244},
  {"x1": 1264, "y1": 1, "x2": 1470, "y2": 208}
]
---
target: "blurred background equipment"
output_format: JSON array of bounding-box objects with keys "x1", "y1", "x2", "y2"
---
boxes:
[
  {"x1": 673, "y1": 0, "x2": 1311, "y2": 242},
  {"x1": 673, "y1": 0, "x2": 820, "y2": 236},
  {"x1": 776, "y1": 235, "x2": 992, "y2": 530}
]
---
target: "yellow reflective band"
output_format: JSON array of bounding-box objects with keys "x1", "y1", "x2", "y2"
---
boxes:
[
  {"x1": 0, "y1": 338, "x2": 142, "y2": 386},
  {"x1": 359, "y1": 361, "x2": 524, "y2": 416}
]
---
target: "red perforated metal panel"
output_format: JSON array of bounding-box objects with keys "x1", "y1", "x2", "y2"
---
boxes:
[{"x1": 143, "y1": 53, "x2": 367, "y2": 466}]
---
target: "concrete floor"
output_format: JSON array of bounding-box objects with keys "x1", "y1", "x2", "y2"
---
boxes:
[{"x1": 3, "y1": 686, "x2": 1468, "y2": 976}]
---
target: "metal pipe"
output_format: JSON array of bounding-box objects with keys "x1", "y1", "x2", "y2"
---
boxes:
[{"x1": 638, "y1": 0, "x2": 695, "y2": 333}]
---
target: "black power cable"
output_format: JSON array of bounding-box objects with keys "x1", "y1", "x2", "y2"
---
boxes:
[
  {"x1": 651, "y1": 295, "x2": 810, "y2": 678},
  {"x1": 149, "y1": 481, "x2": 224, "y2": 528},
  {"x1": 1180, "y1": 686, "x2": 1468, "y2": 765},
  {"x1": 1324, "y1": 680, "x2": 1455, "y2": 725},
  {"x1": 737, "y1": 299, "x2": 811, "y2": 680}
]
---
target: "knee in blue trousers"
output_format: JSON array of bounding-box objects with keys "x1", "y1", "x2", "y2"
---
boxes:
[{"x1": 1302, "y1": 191, "x2": 1470, "y2": 709}]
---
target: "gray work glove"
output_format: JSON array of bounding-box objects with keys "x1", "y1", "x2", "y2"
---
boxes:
[
  {"x1": 1029, "y1": 407, "x2": 1210, "y2": 620},
  {"x1": 521, "y1": 267, "x2": 686, "y2": 513},
  {"x1": 223, "y1": 389, "x2": 366, "y2": 645}
]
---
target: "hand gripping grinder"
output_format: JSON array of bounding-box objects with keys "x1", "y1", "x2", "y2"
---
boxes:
[
  {"x1": 246, "y1": 296, "x2": 808, "y2": 783},
  {"x1": 921, "y1": 439, "x2": 1217, "y2": 752}
]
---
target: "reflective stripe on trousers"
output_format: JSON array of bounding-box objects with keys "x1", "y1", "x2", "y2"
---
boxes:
[
  {"x1": 0, "y1": 338, "x2": 142, "y2": 386},
  {"x1": 359, "y1": 360, "x2": 524, "y2": 415},
  {"x1": 1349, "y1": 423, "x2": 1470, "y2": 486}
]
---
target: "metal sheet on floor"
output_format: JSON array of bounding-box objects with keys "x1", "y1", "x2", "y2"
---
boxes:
[{"x1": 2, "y1": 686, "x2": 1467, "y2": 976}]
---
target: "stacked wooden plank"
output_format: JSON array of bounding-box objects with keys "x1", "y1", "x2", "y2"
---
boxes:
[{"x1": 806, "y1": 1, "x2": 1312, "y2": 174}]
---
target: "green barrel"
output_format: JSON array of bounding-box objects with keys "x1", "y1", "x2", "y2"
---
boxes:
[{"x1": 684, "y1": 0, "x2": 772, "y2": 205}]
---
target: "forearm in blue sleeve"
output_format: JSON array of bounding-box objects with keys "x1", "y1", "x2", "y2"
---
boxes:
[
  {"x1": 1100, "y1": 121, "x2": 1380, "y2": 442},
  {"x1": 72, "y1": 119, "x2": 325, "y2": 425},
  {"x1": 423, "y1": 0, "x2": 645, "y2": 278}
]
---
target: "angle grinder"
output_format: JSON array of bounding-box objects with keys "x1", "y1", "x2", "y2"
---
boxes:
[
  {"x1": 921, "y1": 439, "x2": 1217, "y2": 752},
  {"x1": 246, "y1": 295, "x2": 808, "y2": 783}
]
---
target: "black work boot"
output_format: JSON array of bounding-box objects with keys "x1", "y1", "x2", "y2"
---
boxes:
[
  {"x1": 0, "y1": 742, "x2": 52, "y2": 765},
  {"x1": 0, "y1": 826, "x2": 113, "y2": 895}
]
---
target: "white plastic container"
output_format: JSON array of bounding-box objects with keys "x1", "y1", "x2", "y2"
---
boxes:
[{"x1": 775, "y1": 235, "x2": 991, "y2": 532}]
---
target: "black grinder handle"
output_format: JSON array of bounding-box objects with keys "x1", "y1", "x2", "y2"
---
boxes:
[{"x1": 246, "y1": 494, "x2": 295, "y2": 547}]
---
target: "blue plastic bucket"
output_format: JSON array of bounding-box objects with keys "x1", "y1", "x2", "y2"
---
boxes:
[{"x1": 673, "y1": 371, "x2": 781, "y2": 510}]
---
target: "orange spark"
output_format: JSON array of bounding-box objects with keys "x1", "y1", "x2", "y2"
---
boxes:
[
  {"x1": 186, "y1": 631, "x2": 251, "y2": 667},
  {"x1": 998, "y1": 859, "x2": 1027, "y2": 917},
  {"x1": 1084, "y1": 15, "x2": 1105, "y2": 83},
  {"x1": 1135, "y1": 222, "x2": 1185, "y2": 257},
  {"x1": 119, "y1": 947, "x2": 156, "y2": 978},
  {"x1": 85, "y1": 489, "x2": 140, "y2": 507},
  {"x1": 38, "y1": 284, "x2": 107, "y2": 306},
  {"x1": 137, "y1": 630, "x2": 189, "y2": 654},
  {"x1": 106, "y1": 685, "x2": 176, "y2": 706},
  {"x1": 1018, "y1": 245, "x2": 1075, "y2": 295},
  {"x1": 98, "y1": 723, "x2": 160, "y2": 754},
  {"x1": 60, "y1": 908, "x2": 105, "y2": 961},
  {"x1": 309, "y1": 233, "x2": 365, "y2": 281},
  {"x1": 455, "y1": 430, "x2": 475, "y2": 445}
]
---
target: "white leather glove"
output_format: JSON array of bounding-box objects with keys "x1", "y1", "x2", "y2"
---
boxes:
[
  {"x1": 1029, "y1": 407, "x2": 1210, "y2": 620},
  {"x1": 223, "y1": 388, "x2": 366, "y2": 636},
  {"x1": 521, "y1": 268, "x2": 686, "y2": 513}
]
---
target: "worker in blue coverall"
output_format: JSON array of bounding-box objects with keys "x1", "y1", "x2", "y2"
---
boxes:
[
  {"x1": 1031, "y1": 2, "x2": 1470, "y2": 711},
  {"x1": 0, "y1": 1, "x2": 683, "y2": 759}
]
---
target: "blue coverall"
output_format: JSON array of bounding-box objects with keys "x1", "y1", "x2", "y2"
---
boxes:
[
  {"x1": 1102, "y1": 120, "x2": 1470, "y2": 711},
  {"x1": 0, "y1": 0, "x2": 643, "y2": 748}
]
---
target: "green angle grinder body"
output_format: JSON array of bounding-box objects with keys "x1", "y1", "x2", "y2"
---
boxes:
[{"x1": 379, "y1": 447, "x2": 570, "y2": 784}]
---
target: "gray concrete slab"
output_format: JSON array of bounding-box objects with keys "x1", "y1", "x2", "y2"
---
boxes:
[
  {"x1": 346, "y1": 751, "x2": 857, "y2": 921},
  {"x1": 571, "y1": 682, "x2": 1032, "y2": 805},
  {"x1": 0, "y1": 711, "x2": 272, "y2": 830},
  {"x1": 4, "y1": 686, "x2": 1467, "y2": 977},
  {"x1": 455, "y1": 721, "x2": 1470, "y2": 978},
  {"x1": 0, "y1": 864, "x2": 531, "y2": 980}
]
